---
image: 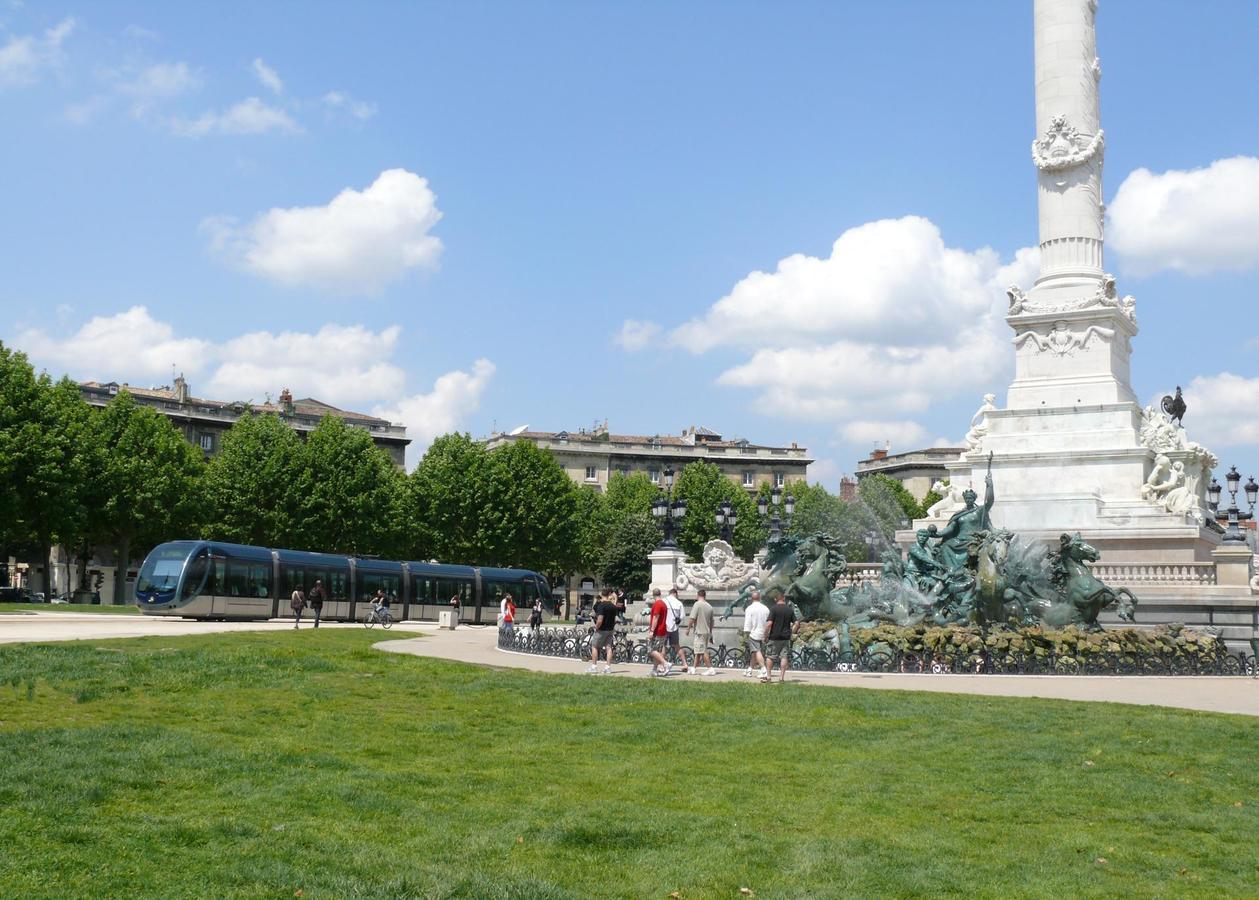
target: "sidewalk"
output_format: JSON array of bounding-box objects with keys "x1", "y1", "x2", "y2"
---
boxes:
[
  {"x1": 377, "y1": 625, "x2": 1259, "y2": 717},
  {"x1": 0, "y1": 611, "x2": 428, "y2": 644}
]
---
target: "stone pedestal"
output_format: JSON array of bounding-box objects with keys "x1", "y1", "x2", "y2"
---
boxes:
[
  {"x1": 648, "y1": 548, "x2": 686, "y2": 594},
  {"x1": 1211, "y1": 544, "x2": 1255, "y2": 588}
]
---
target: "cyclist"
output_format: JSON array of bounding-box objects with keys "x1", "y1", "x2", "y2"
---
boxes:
[{"x1": 369, "y1": 588, "x2": 391, "y2": 622}]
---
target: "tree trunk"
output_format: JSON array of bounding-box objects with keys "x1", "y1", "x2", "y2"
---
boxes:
[{"x1": 113, "y1": 536, "x2": 131, "y2": 607}]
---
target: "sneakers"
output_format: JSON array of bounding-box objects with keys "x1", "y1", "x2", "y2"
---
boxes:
[
  {"x1": 663, "y1": 663, "x2": 673, "y2": 677},
  {"x1": 600, "y1": 666, "x2": 612, "y2": 675},
  {"x1": 743, "y1": 668, "x2": 755, "y2": 678},
  {"x1": 759, "y1": 667, "x2": 769, "y2": 679},
  {"x1": 704, "y1": 668, "x2": 717, "y2": 676},
  {"x1": 586, "y1": 664, "x2": 598, "y2": 674}
]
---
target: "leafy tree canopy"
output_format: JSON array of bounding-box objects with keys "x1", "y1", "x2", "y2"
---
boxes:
[
  {"x1": 597, "y1": 513, "x2": 660, "y2": 595},
  {"x1": 673, "y1": 460, "x2": 761, "y2": 560},
  {"x1": 203, "y1": 413, "x2": 305, "y2": 549}
]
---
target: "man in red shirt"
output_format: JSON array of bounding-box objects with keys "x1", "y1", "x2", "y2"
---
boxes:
[{"x1": 647, "y1": 587, "x2": 671, "y2": 676}]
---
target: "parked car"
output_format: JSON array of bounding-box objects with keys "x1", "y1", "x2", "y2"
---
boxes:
[
  {"x1": 51, "y1": 593, "x2": 72, "y2": 604},
  {"x1": 0, "y1": 587, "x2": 30, "y2": 602},
  {"x1": 31, "y1": 592, "x2": 46, "y2": 603}
]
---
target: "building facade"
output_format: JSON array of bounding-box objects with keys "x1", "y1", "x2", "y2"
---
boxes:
[
  {"x1": 80, "y1": 376, "x2": 409, "y2": 466},
  {"x1": 855, "y1": 445, "x2": 964, "y2": 501},
  {"x1": 484, "y1": 423, "x2": 811, "y2": 492}
]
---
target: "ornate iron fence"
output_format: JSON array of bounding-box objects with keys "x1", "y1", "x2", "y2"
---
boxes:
[{"x1": 498, "y1": 626, "x2": 1257, "y2": 677}]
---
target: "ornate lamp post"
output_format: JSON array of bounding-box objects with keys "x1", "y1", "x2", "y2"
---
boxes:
[
  {"x1": 715, "y1": 499, "x2": 737, "y2": 542},
  {"x1": 758, "y1": 485, "x2": 795, "y2": 542},
  {"x1": 1207, "y1": 466, "x2": 1258, "y2": 544},
  {"x1": 652, "y1": 466, "x2": 686, "y2": 549}
]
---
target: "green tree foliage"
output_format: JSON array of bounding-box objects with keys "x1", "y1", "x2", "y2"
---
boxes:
[
  {"x1": 482, "y1": 439, "x2": 580, "y2": 573},
  {"x1": 570, "y1": 485, "x2": 610, "y2": 577},
  {"x1": 407, "y1": 433, "x2": 491, "y2": 564},
  {"x1": 91, "y1": 391, "x2": 206, "y2": 602},
  {"x1": 597, "y1": 513, "x2": 660, "y2": 594},
  {"x1": 203, "y1": 413, "x2": 305, "y2": 548},
  {"x1": 673, "y1": 460, "x2": 761, "y2": 560},
  {"x1": 603, "y1": 472, "x2": 658, "y2": 520},
  {"x1": 292, "y1": 416, "x2": 406, "y2": 558}
]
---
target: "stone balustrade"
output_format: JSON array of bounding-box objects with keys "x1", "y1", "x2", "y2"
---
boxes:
[{"x1": 1087, "y1": 562, "x2": 1218, "y2": 587}]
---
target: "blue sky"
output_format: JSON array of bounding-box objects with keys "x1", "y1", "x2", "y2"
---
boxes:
[{"x1": 3, "y1": 1, "x2": 1258, "y2": 485}]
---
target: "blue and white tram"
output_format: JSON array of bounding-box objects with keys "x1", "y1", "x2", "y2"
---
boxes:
[{"x1": 134, "y1": 540, "x2": 551, "y2": 623}]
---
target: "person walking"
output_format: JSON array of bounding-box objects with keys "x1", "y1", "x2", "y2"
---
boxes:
[
  {"x1": 646, "y1": 587, "x2": 671, "y2": 676},
  {"x1": 499, "y1": 591, "x2": 516, "y2": 636},
  {"x1": 742, "y1": 589, "x2": 769, "y2": 680},
  {"x1": 529, "y1": 596, "x2": 544, "y2": 631},
  {"x1": 764, "y1": 593, "x2": 798, "y2": 683},
  {"x1": 586, "y1": 589, "x2": 619, "y2": 674},
  {"x1": 290, "y1": 585, "x2": 306, "y2": 629},
  {"x1": 663, "y1": 587, "x2": 687, "y2": 672},
  {"x1": 686, "y1": 588, "x2": 717, "y2": 676},
  {"x1": 308, "y1": 579, "x2": 326, "y2": 629}
]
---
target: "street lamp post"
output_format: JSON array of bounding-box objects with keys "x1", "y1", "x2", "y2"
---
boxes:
[
  {"x1": 652, "y1": 466, "x2": 686, "y2": 549},
  {"x1": 1207, "y1": 466, "x2": 1258, "y2": 543},
  {"x1": 715, "y1": 499, "x2": 737, "y2": 542},
  {"x1": 759, "y1": 485, "x2": 795, "y2": 542}
]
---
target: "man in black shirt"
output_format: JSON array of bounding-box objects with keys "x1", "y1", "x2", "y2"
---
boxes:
[
  {"x1": 586, "y1": 589, "x2": 620, "y2": 675},
  {"x1": 764, "y1": 593, "x2": 798, "y2": 683}
]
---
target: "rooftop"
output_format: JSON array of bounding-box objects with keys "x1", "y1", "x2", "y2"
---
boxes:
[
  {"x1": 490, "y1": 423, "x2": 807, "y2": 455},
  {"x1": 80, "y1": 379, "x2": 399, "y2": 430}
]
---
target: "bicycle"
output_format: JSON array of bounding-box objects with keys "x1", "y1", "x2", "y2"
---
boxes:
[{"x1": 363, "y1": 605, "x2": 395, "y2": 629}]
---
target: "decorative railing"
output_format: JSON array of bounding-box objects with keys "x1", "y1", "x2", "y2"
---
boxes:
[
  {"x1": 1089, "y1": 562, "x2": 1218, "y2": 586},
  {"x1": 499, "y1": 627, "x2": 1254, "y2": 677}
]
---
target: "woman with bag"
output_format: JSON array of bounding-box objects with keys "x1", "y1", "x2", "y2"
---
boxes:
[{"x1": 290, "y1": 586, "x2": 306, "y2": 629}]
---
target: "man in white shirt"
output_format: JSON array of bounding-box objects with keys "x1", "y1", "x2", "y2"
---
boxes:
[
  {"x1": 742, "y1": 589, "x2": 769, "y2": 679},
  {"x1": 664, "y1": 587, "x2": 688, "y2": 672}
]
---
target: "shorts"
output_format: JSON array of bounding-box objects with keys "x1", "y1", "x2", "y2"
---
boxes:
[
  {"x1": 746, "y1": 638, "x2": 764, "y2": 655},
  {"x1": 667, "y1": 630, "x2": 680, "y2": 648},
  {"x1": 767, "y1": 639, "x2": 792, "y2": 662},
  {"x1": 650, "y1": 636, "x2": 668, "y2": 654},
  {"x1": 693, "y1": 634, "x2": 711, "y2": 654},
  {"x1": 591, "y1": 630, "x2": 615, "y2": 650}
]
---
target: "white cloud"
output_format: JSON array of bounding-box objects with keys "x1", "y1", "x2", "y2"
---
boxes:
[
  {"x1": 840, "y1": 419, "x2": 929, "y2": 450},
  {"x1": 1108, "y1": 157, "x2": 1259, "y2": 275},
  {"x1": 15, "y1": 307, "x2": 493, "y2": 468},
  {"x1": 0, "y1": 16, "x2": 75, "y2": 87},
  {"x1": 208, "y1": 324, "x2": 407, "y2": 408},
  {"x1": 252, "y1": 58, "x2": 283, "y2": 95},
  {"x1": 116, "y1": 61, "x2": 201, "y2": 102},
  {"x1": 676, "y1": 216, "x2": 1033, "y2": 446},
  {"x1": 322, "y1": 90, "x2": 377, "y2": 122},
  {"x1": 374, "y1": 360, "x2": 496, "y2": 467},
  {"x1": 203, "y1": 168, "x2": 444, "y2": 292},
  {"x1": 173, "y1": 96, "x2": 300, "y2": 137},
  {"x1": 16, "y1": 306, "x2": 214, "y2": 382},
  {"x1": 613, "y1": 319, "x2": 661, "y2": 352},
  {"x1": 1176, "y1": 373, "x2": 1259, "y2": 448}
]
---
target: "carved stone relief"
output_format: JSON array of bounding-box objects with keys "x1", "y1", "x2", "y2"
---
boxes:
[
  {"x1": 1032, "y1": 114, "x2": 1105, "y2": 172},
  {"x1": 674, "y1": 539, "x2": 762, "y2": 591},
  {"x1": 1013, "y1": 321, "x2": 1114, "y2": 357}
]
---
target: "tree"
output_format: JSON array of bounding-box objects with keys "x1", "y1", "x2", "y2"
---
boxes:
[
  {"x1": 292, "y1": 416, "x2": 406, "y2": 558},
  {"x1": 673, "y1": 460, "x2": 761, "y2": 560},
  {"x1": 0, "y1": 349, "x2": 93, "y2": 594},
  {"x1": 407, "y1": 433, "x2": 492, "y2": 564},
  {"x1": 203, "y1": 413, "x2": 305, "y2": 548},
  {"x1": 604, "y1": 472, "x2": 658, "y2": 520},
  {"x1": 597, "y1": 513, "x2": 660, "y2": 594},
  {"x1": 481, "y1": 439, "x2": 580, "y2": 574},
  {"x1": 92, "y1": 391, "x2": 205, "y2": 603}
]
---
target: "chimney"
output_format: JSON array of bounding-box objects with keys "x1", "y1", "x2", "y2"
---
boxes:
[{"x1": 173, "y1": 374, "x2": 189, "y2": 404}]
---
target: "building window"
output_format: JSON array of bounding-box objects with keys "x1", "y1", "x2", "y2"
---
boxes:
[
  {"x1": 648, "y1": 468, "x2": 660, "y2": 484},
  {"x1": 199, "y1": 433, "x2": 214, "y2": 452},
  {"x1": 774, "y1": 472, "x2": 785, "y2": 488},
  {"x1": 585, "y1": 466, "x2": 598, "y2": 482},
  {"x1": 742, "y1": 471, "x2": 754, "y2": 487}
]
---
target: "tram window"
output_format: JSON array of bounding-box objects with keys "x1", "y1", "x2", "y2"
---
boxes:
[
  {"x1": 226, "y1": 560, "x2": 271, "y2": 598},
  {"x1": 328, "y1": 569, "x2": 349, "y2": 601},
  {"x1": 180, "y1": 551, "x2": 209, "y2": 601},
  {"x1": 411, "y1": 575, "x2": 432, "y2": 603},
  {"x1": 282, "y1": 566, "x2": 305, "y2": 598},
  {"x1": 358, "y1": 571, "x2": 402, "y2": 601},
  {"x1": 208, "y1": 558, "x2": 226, "y2": 596}
]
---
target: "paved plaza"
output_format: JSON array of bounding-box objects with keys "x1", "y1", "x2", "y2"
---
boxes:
[{"x1": 3, "y1": 612, "x2": 1254, "y2": 716}]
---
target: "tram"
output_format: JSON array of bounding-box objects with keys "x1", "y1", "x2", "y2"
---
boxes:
[{"x1": 134, "y1": 540, "x2": 551, "y2": 623}]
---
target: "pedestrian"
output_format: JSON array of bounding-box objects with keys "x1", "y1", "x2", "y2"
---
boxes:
[
  {"x1": 499, "y1": 591, "x2": 516, "y2": 635},
  {"x1": 664, "y1": 587, "x2": 687, "y2": 672},
  {"x1": 449, "y1": 593, "x2": 461, "y2": 625},
  {"x1": 529, "y1": 596, "x2": 544, "y2": 631},
  {"x1": 742, "y1": 589, "x2": 769, "y2": 680},
  {"x1": 586, "y1": 588, "x2": 619, "y2": 674},
  {"x1": 686, "y1": 588, "x2": 717, "y2": 676},
  {"x1": 764, "y1": 592, "x2": 798, "y2": 683},
  {"x1": 290, "y1": 585, "x2": 306, "y2": 629},
  {"x1": 646, "y1": 587, "x2": 671, "y2": 676},
  {"x1": 308, "y1": 579, "x2": 326, "y2": 629}
]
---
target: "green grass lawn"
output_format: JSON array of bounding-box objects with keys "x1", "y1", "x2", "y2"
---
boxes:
[
  {"x1": 0, "y1": 602, "x2": 140, "y2": 615},
  {"x1": 1, "y1": 631, "x2": 1255, "y2": 899}
]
